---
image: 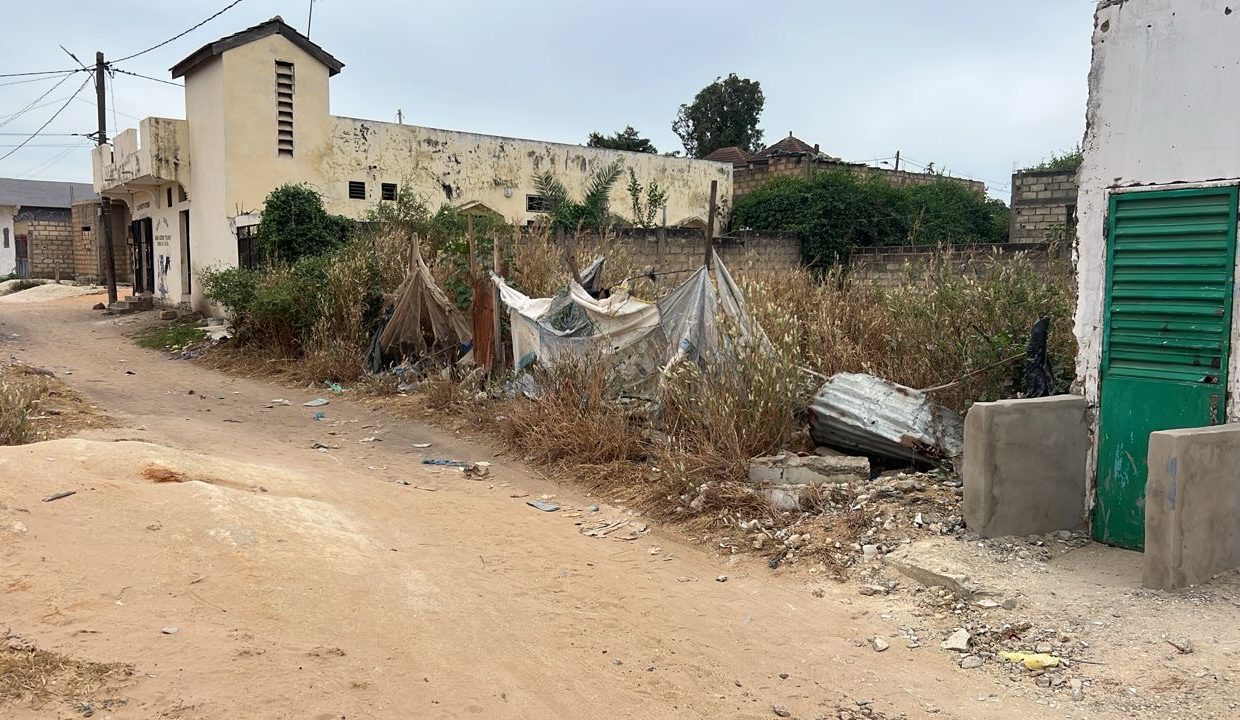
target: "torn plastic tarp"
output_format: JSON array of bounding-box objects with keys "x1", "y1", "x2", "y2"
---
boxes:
[
  {"x1": 809, "y1": 372, "x2": 964, "y2": 465},
  {"x1": 492, "y1": 252, "x2": 766, "y2": 393}
]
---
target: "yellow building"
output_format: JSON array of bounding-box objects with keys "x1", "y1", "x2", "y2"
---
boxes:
[{"x1": 92, "y1": 17, "x2": 732, "y2": 310}]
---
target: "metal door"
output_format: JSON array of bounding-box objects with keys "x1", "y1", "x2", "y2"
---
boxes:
[
  {"x1": 1095, "y1": 186, "x2": 1237, "y2": 549},
  {"x1": 131, "y1": 218, "x2": 154, "y2": 294}
]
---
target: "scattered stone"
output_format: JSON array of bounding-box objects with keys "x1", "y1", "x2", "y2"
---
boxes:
[
  {"x1": 1001, "y1": 598, "x2": 1018, "y2": 610},
  {"x1": 1034, "y1": 642, "x2": 1054, "y2": 654},
  {"x1": 612, "y1": 658, "x2": 623, "y2": 666},
  {"x1": 772, "y1": 704, "x2": 791, "y2": 718},
  {"x1": 716, "y1": 575, "x2": 728, "y2": 583},
  {"x1": 870, "y1": 637, "x2": 890, "y2": 652},
  {"x1": 159, "y1": 310, "x2": 178, "y2": 320},
  {"x1": 862, "y1": 544, "x2": 880, "y2": 559},
  {"x1": 941, "y1": 628, "x2": 971, "y2": 652},
  {"x1": 1167, "y1": 638, "x2": 1194, "y2": 654},
  {"x1": 161, "y1": 627, "x2": 179, "y2": 635},
  {"x1": 586, "y1": 505, "x2": 599, "y2": 512},
  {"x1": 974, "y1": 599, "x2": 1000, "y2": 609},
  {"x1": 91, "y1": 302, "x2": 105, "y2": 310},
  {"x1": 960, "y1": 655, "x2": 984, "y2": 669},
  {"x1": 779, "y1": 673, "x2": 789, "y2": 680},
  {"x1": 858, "y1": 585, "x2": 887, "y2": 596},
  {"x1": 1069, "y1": 678, "x2": 1084, "y2": 701}
]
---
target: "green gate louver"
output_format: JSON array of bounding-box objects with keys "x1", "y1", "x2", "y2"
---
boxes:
[{"x1": 1095, "y1": 186, "x2": 1237, "y2": 550}]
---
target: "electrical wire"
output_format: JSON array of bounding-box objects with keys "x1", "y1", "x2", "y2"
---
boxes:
[
  {"x1": 19, "y1": 142, "x2": 90, "y2": 178},
  {"x1": 71, "y1": 95, "x2": 140, "y2": 122},
  {"x1": 0, "y1": 71, "x2": 80, "y2": 131},
  {"x1": 0, "y1": 95, "x2": 73, "y2": 124},
  {"x1": 0, "y1": 68, "x2": 83, "y2": 79},
  {"x1": 0, "y1": 73, "x2": 92, "y2": 163},
  {"x1": 108, "y1": 68, "x2": 118, "y2": 131},
  {"x1": 109, "y1": 67, "x2": 183, "y2": 88},
  {"x1": 0, "y1": 72, "x2": 81, "y2": 89},
  {"x1": 113, "y1": 0, "x2": 247, "y2": 63}
]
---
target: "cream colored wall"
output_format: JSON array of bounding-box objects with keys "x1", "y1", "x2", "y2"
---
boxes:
[
  {"x1": 221, "y1": 34, "x2": 334, "y2": 216},
  {"x1": 320, "y1": 118, "x2": 732, "y2": 231},
  {"x1": 0, "y1": 205, "x2": 15, "y2": 276},
  {"x1": 184, "y1": 54, "x2": 228, "y2": 309},
  {"x1": 126, "y1": 182, "x2": 190, "y2": 304}
]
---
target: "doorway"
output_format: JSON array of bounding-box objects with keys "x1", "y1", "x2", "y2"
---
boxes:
[
  {"x1": 1094, "y1": 186, "x2": 1237, "y2": 550},
  {"x1": 131, "y1": 218, "x2": 154, "y2": 294},
  {"x1": 179, "y1": 210, "x2": 191, "y2": 296}
]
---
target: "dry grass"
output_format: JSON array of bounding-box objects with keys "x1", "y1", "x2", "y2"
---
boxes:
[
  {"x1": 0, "y1": 644, "x2": 132, "y2": 709},
  {"x1": 0, "y1": 364, "x2": 112, "y2": 445}
]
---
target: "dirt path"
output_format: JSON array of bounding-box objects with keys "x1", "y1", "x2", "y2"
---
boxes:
[{"x1": 0, "y1": 296, "x2": 1119, "y2": 720}]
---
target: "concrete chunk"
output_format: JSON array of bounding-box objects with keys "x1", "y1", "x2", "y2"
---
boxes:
[
  {"x1": 1145, "y1": 424, "x2": 1240, "y2": 590},
  {"x1": 963, "y1": 395, "x2": 1087, "y2": 538},
  {"x1": 748, "y1": 451, "x2": 869, "y2": 486}
]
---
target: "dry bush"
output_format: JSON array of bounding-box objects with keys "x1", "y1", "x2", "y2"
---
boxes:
[
  {"x1": 0, "y1": 645, "x2": 132, "y2": 707},
  {"x1": 737, "y1": 249, "x2": 1077, "y2": 412},
  {"x1": 498, "y1": 357, "x2": 649, "y2": 467},
  {"x1": 0, "y1": 379, "x2": 36, "y2": 445},
  {"x1": 506, "y1": 225, "x2": 645, "y2": 298}
]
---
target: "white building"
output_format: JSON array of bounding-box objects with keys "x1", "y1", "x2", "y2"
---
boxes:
[
  {"x1": 92, "y1": 17, "x2": 732, "y2": 310},
  {"x1": 1076, "y1": 0, "x2": 1240, "y2": 549}
]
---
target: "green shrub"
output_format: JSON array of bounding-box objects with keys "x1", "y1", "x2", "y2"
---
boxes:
[
  {"x1": 258, "y1": 184, "x2": 354, "y2": 262},
  {"x1": 731, "y1": 171, "x2": 1009, "y2": 265},
  {"x1": 201, "y1": 257, "x2": 330, "y2": 351}
]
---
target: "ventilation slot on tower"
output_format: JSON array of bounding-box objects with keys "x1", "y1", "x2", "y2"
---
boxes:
[{"x1": 275, "y1": 61, "x2": 295, "y2": 157}]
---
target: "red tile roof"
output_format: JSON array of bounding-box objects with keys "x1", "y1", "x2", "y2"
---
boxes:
[{"x1": 702, "y1": 146, "x2": 755, "y2": 167}]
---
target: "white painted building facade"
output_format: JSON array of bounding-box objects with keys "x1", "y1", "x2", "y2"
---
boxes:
[
  {"x1": 93, "y1": 17, "x2": 732, "y2": 310},
  {"x1": 1077, "y1": 0, "x2": 1240, "y2": 548}
]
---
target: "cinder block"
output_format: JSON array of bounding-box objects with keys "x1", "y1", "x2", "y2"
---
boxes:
[
  {"x1": 963, "y1": 395, "x2": 1088, "y2": 538},
  {"x1": 1145, "y1": 425, "x2": 1240, "y2": 590}
]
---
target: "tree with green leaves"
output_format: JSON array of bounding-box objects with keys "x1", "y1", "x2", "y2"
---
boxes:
[
  {"x1": 673, "y1": 74, "x2": 765, "y2": 158},
  {"x1": 626, "y1": 169, "x2": 668, "y2": 228},
  {"x1": 257, "y1": 183, "x2": 352, "y2": 263},
  {"x1": 533, "y1": 160, "x2": 625, "y2": 232},
  {"x1": 587, "y1": 126, "x2": 657, "y2": 154}
]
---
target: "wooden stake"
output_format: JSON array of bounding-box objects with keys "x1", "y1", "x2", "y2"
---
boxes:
[{"x1": 703, "y1": 180, "x2": 718, "y2": 269}]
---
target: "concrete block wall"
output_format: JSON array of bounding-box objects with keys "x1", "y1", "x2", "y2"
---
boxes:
[
  {"x1": 70, "y1": 200, "x2": 132, "y2": 285},
  {"x1": 26, "y1": 218, "x2": 75, "y2": 280},
  {"x1": 963, "y1": 395, "x2": 1089, "y2": 538},
  {"x1": 1145, "y1": 425, "x2": 1240, "y2": 590},
  {"x1": 733, "y1": 157, "x2": 986, "y2": 201},
  {"x1": 847, "y1": 242, "x2": 1054, "y2": 288},
  {"x1": 526, "y1": 228, "x2": 802, "y2": 276},
  {"x1": 1009, "y1": 169, "x2": 1078, "y2": 244}
]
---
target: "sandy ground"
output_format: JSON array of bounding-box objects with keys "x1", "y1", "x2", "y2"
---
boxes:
[
  {"x1": 0, "y1": 295, "x2": 1232, "y2": 720},
  {"x1": 0, "y1": 283, "x2": 107, "y2": 304}
]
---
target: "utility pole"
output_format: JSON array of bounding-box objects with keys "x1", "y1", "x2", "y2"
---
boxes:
[
  {"x1": 893, "y1": 150, "x2": 901, "y2": 173},
  {"x1": 95, "y1": 52, "x2": 118, "y2": 306},
  {"x1": 396, "y1": 109, "x2": 403, "y2": 124}
]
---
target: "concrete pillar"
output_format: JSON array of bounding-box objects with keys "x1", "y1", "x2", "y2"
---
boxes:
[
  {"x1": 963, "y1": 395, "x2": 1088, "y2": 538},
  {"x1": 1145, "y1": 424, "x2": 1240, "y2": 590}
]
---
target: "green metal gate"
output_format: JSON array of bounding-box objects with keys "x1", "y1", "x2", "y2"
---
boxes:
[{"x1": 1095, "y1": 186, "x2": 1237, "y2": 550}]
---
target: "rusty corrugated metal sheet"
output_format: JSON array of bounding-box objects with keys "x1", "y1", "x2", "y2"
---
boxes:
[{"x1": 809, "y1": 373, "x2": 963, "y2": 464}]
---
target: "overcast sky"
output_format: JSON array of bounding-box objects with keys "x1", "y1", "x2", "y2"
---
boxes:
[{"x1": 0, "y1": 0, "x2": 1096, "y2": 200}]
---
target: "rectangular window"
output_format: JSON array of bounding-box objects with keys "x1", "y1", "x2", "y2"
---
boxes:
[
  {"x1": 236, "y1": 224, "x2": 261, "y2": 270},
  {"x1": 348, "y1": 181, "x2": 366, "y2": 200},
  {"x1": 2, "y1": 227, "x2": 8, "y2": 248},
  {"x1": 166, "y1": 187, "x2": 173, "y2": 208},
  {"x1": 381, "y1": 183, "x2": 398, "y2": 201},
  {"x1": 275, "y1": 60, "x2": 295, "y2": 157},
  {"x1": 526, "y1": 195, "x2": 554, "y2": 213}
]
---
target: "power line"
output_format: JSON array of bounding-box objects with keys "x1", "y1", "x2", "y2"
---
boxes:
[
  {"x1": 0, "y1": 70, "x2": 78, "y2": 89},
  {"x1": 0, "y1": 95, "x2": 73, "y2": 124},
  {"x1": 20, "y1": 142, "x2": 90, "y2": 179},
  {"x1": 113, "y1": 0, "x2": 247, "y2": 63},
  {"x1": 71, "y1": 94, "x2": 140, "y2": 122},
  {"x1": 0, "y1": 71, "x2": 80, "y2": 131},
  {"x1": 0, "y1": 68, "x2": 83, "y2": 79},
  {"x1": 0, "y1": 132, "x2": 88, "y2": 137},
  {"x1": 0, "y1": 73, "x2": 92, "y2": 163},
  {"x1": 109, "y1": 67, "x2": 183, "y2": 88}
]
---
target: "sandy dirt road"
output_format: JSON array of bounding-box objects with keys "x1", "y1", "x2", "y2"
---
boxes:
[{"x1": 0, "y1": 296, "x2": 1102, "y2": 720}]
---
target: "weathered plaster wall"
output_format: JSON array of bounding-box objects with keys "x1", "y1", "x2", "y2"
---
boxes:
[
  {"x1": 0, "y1": 205, "x2": 14, "y2": 276},
  {"x1": 184, "y1": 54, "x2": 228, "y2": 309},
  {"x1": 125, "y1": 182, "x2": 190, "y2": 304},
  {"x1": 321, "y1": 117, "x2": 733, "y2": 232},
  {"x1": 1077, "y1": 0, "x2": 1240, "y2": 417}
]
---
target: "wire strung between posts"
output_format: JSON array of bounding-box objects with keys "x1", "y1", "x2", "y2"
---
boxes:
[
  {"x1": 0, "y1": 73, "x2": 92, "y2": 163},
  {"x1": 109, "y1": 67, "x2": 183, "y2": 88},
  {"x1": 918, "y1": 351, "x2": 1027, "y2": 393},
  {"x1": 112, "y1": 0, "x2": 247, "y2": 63}
]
